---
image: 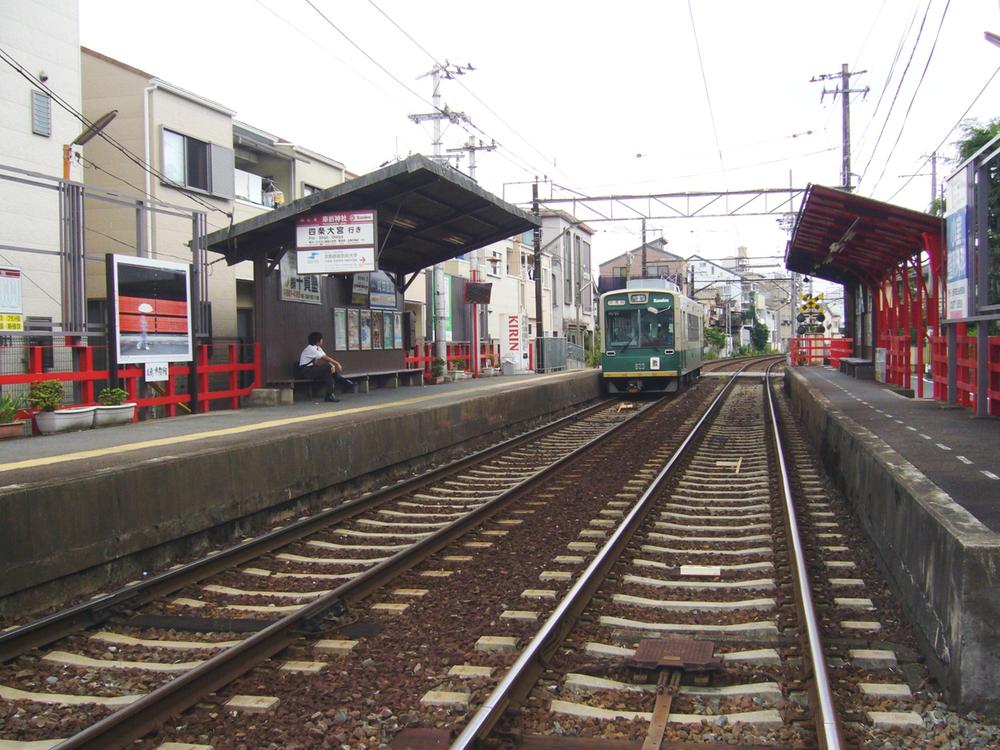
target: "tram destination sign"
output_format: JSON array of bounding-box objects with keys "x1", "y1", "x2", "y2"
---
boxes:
[{"x1": 296, "y1": 210, "x2": 377, "y2": 274}]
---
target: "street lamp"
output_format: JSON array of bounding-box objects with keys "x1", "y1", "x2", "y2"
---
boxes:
[{"x1": 63, "y1": 109, "x2": 117, "y2": 181}]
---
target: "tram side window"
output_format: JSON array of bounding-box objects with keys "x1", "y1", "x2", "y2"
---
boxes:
[
  {"x1": 687, "y1": 313, "x2": 700, "y2": 342},
  {"x1": 606, "y1": 310, "x2": 638, "y2": 347}
]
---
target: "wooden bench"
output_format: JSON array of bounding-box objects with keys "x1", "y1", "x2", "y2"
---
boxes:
[
  {"x1": 268, "y1": 367, "x2": 424, "y2": 400},
  {"x1": 341, "y1": 368, "x2": 424, "y2": 393},
  {"x1": 839, "y1": 357, "x2": 874, "y2": 379}
]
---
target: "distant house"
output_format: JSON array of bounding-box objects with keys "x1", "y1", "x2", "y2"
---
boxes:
[{"x1": 597, "y1": 239, "x2": 687, "y2": 294}]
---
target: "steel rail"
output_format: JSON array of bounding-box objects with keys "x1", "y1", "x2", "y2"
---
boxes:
[
  {"x1": 765, "y1": 361, "x2": 844, "y2": 750},
  {"x1": 0, "y1": 400, "x2": 611, "y2": 663},
  {"x1": 50, "y1": 396, "x2": 657, "y2": 749},
  {"x1": 450, "y1": 369, "x2": 746, "y2": 749}
]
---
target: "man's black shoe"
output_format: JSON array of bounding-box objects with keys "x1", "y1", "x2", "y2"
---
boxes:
[{"x1": 325, "y1": 395, "x2": 340, "y2": 403}]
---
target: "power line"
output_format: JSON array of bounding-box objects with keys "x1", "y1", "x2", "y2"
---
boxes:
[
  {"x1": 687, "y1": 0, "x2": 740, "y2": 243},
  {"x1": 887, "y1": 63, "x2": 1000, "y2": 202},
  {"x1": 867, "y1": 0, "x2": 952, "y2": 196},
  {"x1": 855, "y1": 0, "x2": 922, "y2": 156},
  {"x1": 0, "y1": 45, "x2": 229, "y2": 219},
  {"x1": 856, "y1": 0, "x2": 936, "y2": 189},
  {"x1": 362, "y1": 0, "x2": 578, "y2": 190}
]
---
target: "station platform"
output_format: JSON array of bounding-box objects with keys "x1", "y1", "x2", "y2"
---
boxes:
[
  {"x1": 0, "y1": 369, "x2": 600, "y2": 619},
  {"x1": 786, "y1": 366, "x2": 1000, "y2": 711},
  {"x1": 797, "y1": 365, "x2": 999, "y2": 530}
]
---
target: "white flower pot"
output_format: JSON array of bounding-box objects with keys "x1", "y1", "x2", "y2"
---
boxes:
[
  {"x1": 94, "y1": 403, "x2": 136, "y2": 427},
  {"x1": 34, "y1": 406, "x2": 96, "y2": 435}
]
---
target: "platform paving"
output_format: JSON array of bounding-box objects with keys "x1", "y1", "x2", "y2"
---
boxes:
[
  {"x1": 0, "y1": 370, "x2": 588, "y2": 488},
  {"x1": 798, "y1": 366, "x2": 1000, "y2": 531}
]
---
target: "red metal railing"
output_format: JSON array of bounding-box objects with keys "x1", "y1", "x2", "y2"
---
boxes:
[
  {"x1": 0, "y1": 341, "x2": 260, "y2": 422},
  {"x1": 789, "y1": 337, "x2": 852, "y2": 367},
  {"x1": 930, "y1": 332, "x2": 1000, "y2": 415},
  {"x1": 405, "y1": 341, "x2": 501, "y2": 380}
]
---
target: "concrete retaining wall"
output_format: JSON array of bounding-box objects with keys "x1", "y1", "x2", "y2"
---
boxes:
[
  {"x1": 785, "y1": 368, "x2": 1000, "y2": 711},
  {"x1": 1, "y1": 373, "x2": 601, "y2": 614}
]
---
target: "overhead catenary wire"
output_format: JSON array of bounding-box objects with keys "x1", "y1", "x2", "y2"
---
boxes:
[
  {"x1": 856, "y1": 0, "x2": 936, "y2": 190},
  {"x1": 854, "y1": 0, "x2": 922, "y2": 157},
  {"x1": 887, "y1": 62, "x2": 1000, "y2": 202},
  {"x1": 866, "y1": 0, "x2": 952, "y2": 197}
]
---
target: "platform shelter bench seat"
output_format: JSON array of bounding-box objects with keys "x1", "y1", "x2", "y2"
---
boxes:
[
  {"x1": 268, "y1": 367, "x2": 424, "y2": 401},
  {"x1": 839, "y1": 357, "x2": 874, "y2": 380}
]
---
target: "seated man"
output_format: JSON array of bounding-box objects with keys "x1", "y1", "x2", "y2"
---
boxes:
[{"x1": 298, "y1": 331, "x2": 353, "y2": 403}]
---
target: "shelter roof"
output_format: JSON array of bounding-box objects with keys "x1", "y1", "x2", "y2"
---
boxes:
[
  {"x1": 205, "y1": 154, "x2": 539, "y2": 275},
  {"x1": 785, "y1": 184, "x2": 942, "y2": 285}
]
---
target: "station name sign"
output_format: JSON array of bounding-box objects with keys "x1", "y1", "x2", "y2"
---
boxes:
[{"x1": 296, "y1": 210, "x2": 377, "y2": 274}]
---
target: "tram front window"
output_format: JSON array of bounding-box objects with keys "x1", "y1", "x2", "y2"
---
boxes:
[
  {"x1": 640, "y1": 307, "x2": 674, "y2": 349},
  {"x1": 606, "y1": 310, "x2": 639, "y2": 349}
]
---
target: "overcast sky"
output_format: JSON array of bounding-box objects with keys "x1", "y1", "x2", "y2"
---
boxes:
[{"x1": 78, "y1": 0, "x2": 999, "y2": 279}]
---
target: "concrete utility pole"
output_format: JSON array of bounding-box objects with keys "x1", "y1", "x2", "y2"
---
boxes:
[
  {"x1": 811, "y1": 64, "x2": 868, "y2": 192},
  {"x1": 533, "y1": 179, "x2": 544, "y2": 372},
  {"x1": 446, "y1": 137, "x2": 496, "y2": 182},
  {"x1": 640, "y1": 218, "x2": 647, "y2": 278},
  {"x1": 409, "y1": 61, "x2": 473, "y2": 362}
]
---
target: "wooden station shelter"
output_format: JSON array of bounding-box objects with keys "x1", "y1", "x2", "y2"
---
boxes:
[{"x1": 205, "y1": 155, "x2": 539, "y2": 385}]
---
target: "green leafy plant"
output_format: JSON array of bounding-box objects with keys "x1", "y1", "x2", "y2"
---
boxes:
[
  {"x1": 28, "y1": 380, "x2": 65, "y2": 412},
  {"x1": 0, "y1": 392, "x2": 25, "y2": 423},
  {"x1": 430, "y1": 358, "x2": 446, "y2": 378},
  {"x1": 98, "y1": 386, "x2": 130, "y2": 406}
]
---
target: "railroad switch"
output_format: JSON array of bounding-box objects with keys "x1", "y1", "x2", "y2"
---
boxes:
[{"x1": 625, "y1": 638, "x2": 722, "y2": 750}]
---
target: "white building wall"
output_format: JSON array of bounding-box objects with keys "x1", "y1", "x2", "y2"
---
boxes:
[{"x1": 0, "y1": 0, "x2": 81, "y2": 324}]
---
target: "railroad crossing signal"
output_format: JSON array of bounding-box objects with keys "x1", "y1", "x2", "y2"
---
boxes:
[{"x1": 797, "y1": 293, "x2": 826, "y2": 335}]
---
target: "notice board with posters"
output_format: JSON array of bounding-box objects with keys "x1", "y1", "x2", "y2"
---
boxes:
[{"x1": 108, "y1": 254, "x2": 192, "y2": 364}]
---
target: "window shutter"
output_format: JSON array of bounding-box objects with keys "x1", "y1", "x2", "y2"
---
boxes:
[
  {"x1": 209, "y1": 144, "x2": 235, "y2": 199},
  {"x1": 31, "y1": 91, "x2": 52, "y2": 137}
]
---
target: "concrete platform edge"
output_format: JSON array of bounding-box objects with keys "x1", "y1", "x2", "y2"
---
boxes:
[
  {"x1": 1, "y1": 372, "x2": 600, "y2": 616},
  {"x1": 784, "y1": 368, "x2": 1000, "y2": 711}
]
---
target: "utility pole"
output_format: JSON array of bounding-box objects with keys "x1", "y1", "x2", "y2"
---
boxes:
[
  {"x1": 446, "y1": 137, "x2": 496, "y2": 182},
  {"x1": 640, "y1": 218, "x2": 647, "y2": 279},
  {"x1": 533, "y1": 179, "x2": 544, "y2": 372},
  {"x1": 811, "y1": 64, "x2": 868, "y2": 192},
  {"x1": 409, "y1": 61, "x2": 474, "y2": 362}
]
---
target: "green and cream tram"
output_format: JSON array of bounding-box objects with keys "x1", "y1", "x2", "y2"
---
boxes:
[{"x1": 599, "y1": 281, "x2": 704, "y2": 394}]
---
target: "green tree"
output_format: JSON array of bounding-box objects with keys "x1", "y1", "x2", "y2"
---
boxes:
[
  {"x1": 704, "y1": 326, "x2": 725, "y2": 356},
  {"x1": 751, "y1": 320, "x2": 770, "y2": 352}
]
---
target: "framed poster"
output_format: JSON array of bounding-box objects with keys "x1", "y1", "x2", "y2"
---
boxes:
[
  {"x1": 109, "y1": 254, "x2": 192, "y2": 364},
  {"x1": 383, "y1": 312, "x2": 393, "y2": 350},
  {"x1": 359, "y1": 309, "x2": 372, "y2": 350},
  {"x1": 393, "y1": 312, "x2": 403, "y2": 349},
  {"x1": 347, "y1": 308, "x2": 360, "y2": 350},
  {"x1": 333, "y1": 308, "x2": 347, "y2": 351},
  {"x1": 369, "y1": 271, "x2": 397, "y2": 309},
  {"x1": 372, "y1": 311, "x2": 384, "y2": 350},
  {"x1": 279, "y1": 253, "x2": 321, "y2": 304},
  {"x1": 351, "y1": 273, "x2": 370, "y2": 305}
]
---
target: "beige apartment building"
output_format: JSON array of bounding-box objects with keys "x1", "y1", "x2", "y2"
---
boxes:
[
  {"x1": 80, "y1": 48, "x2": 346, "y2": 339},
  {"x1": 0, "y1": 0, "x2": 82, "y2": 330}
]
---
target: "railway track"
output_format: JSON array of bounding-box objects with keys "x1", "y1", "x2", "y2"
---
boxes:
[
  {"x1": 0, "y1": 389, "x2": 714, "y2": 749},
  {"x1": 2, "y1": 369, "x2": 996, "y2": 749},
  {"x1": 701, "y1": 354, "x2": 785, "y2": 375}
]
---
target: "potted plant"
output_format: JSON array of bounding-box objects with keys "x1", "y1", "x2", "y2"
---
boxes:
[
  {"x1": 430, "y1": 358, "x2": 446, "y2": 385},
  {"x1": 29, "y1": 380, "x2": 95, "y2": 435},
  {"x1": 94, "y1": 386, "x2": 136, "y2": 427},
  {"x1": 0, "y1": 392, "x2": 29, "y2": 440}
]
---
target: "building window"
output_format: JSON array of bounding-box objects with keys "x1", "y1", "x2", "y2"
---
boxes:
[
  {"x1": 161, "y1": 128, "x2": 234, "y2": 198},
  {"x1": 163, "y1": 129, "x2": 208, "y2": 190},
  {"x1": 303, "y1": 183, "x2": 322, "y2": 196},
  {"x1": 31, "y1": 91, "x2": 52, "y2": 137}
]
